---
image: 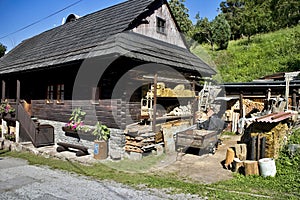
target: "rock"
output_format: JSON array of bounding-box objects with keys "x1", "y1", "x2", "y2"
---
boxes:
[
  {"x1": 155, "y1": 144, "x2": 164, "y2": 156},
  {"x1": 10, "y1": 143, "x2": 22, "y2": 152},
  {"x1": 110, "y1": 149, "x2": 122, "y2": 160},
  {"x1": 3, "y1": 140, "x2": 12, "y2": 150},
  {"x1": 129, "y1": 152, "x2": 142, "y2": 160}
]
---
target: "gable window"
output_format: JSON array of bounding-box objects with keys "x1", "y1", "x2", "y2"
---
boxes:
[{"x1": 156, "y1": 17, "x2": 166, "y2": 34}]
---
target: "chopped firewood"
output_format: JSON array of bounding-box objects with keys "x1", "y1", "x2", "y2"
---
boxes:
[
  {"x1": 244, "y1": 160, "x2": 259, "y2": 176},
  {"x1": 125, "y1": 146, "x2": 143, "y2": 153}
]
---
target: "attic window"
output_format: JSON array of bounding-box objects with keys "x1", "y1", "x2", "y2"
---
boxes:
[{"x1": 156, "y1": 17, "x2": 166, "y2": 34}]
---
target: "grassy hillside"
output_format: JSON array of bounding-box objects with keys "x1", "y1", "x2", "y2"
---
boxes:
[{"x1": 192, "y1": 25, "x2": 300, "y2": 83}]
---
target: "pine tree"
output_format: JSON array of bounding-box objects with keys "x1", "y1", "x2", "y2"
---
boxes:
[{"x1": 211, "y1": 14, "x2": 231, "y2": 50}]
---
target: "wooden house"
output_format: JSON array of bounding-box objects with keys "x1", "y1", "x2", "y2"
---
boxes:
[{"x1": 0, "y1": 0, "x2": 215, "y2": 129}]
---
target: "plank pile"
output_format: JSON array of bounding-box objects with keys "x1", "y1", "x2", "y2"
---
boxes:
[{"x1": 124, "y1": 126, "x2": 163, "y2": 153}]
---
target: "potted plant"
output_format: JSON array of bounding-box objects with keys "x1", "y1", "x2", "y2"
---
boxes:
[
  {"x1": 1, "y1": 102, "x2": 16, "y2": 119},
  {"x1": 63, "y1": 107, "x2": 94, "y2": 141},
  {"x1": 92, "y1": 121, "x2": 110, "y2": 159}
]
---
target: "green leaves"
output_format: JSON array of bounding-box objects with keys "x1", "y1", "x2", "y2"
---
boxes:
[
  {"x1": 168, "y1": 0, "x2": 193, "y2": 35},
  {"x1": 0, "y1": 43, "x2": 6, "y2": 57},
  {"x1": 211, "y1": 14, "x2": 231, "y2": 50},
  {"x1": 92, "y1": 121, "x2": 110, "y2": 141}
]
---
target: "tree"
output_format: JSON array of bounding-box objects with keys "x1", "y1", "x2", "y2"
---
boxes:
[
  {"x1": 270, "y1": 0, "x2": 300, "y2": 29},
  {"x1": 192, "y1": 14, "x2": 213, "y2": 47},
  {"x1": 168, "y1": 0, "x2": 193, "y2": 36},
  {"x1": 211, "y1": 14, "x2": 231, "y2": 50},
  {"x1": 241, "y1": 0, "x2": 273, "y2": 40},
  {"x1": 219, "y1": 0, "x2": 245, "y2": 40},
  {"x1": 0, "y1": 43, "x2": 6, "y2": 57}
]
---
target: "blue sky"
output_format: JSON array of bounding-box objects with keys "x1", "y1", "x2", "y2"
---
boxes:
[{"x1": 0, "y1": 0, "x2": 222, "y2": 52}]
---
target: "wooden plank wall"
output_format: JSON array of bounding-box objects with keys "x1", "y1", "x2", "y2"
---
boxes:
[{"x1": 31, "y1": 100, "x2": 141, "y2": 129}]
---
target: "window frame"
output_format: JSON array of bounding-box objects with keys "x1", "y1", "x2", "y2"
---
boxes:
[
  {"x1": 46, "y1": 83, "x2": 65, "y2": 104},
  {"x1": 156, "y1": 16, "x2": 166, "y2": 35}
]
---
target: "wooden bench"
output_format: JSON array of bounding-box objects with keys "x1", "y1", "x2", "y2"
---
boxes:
[{"x1": 57, "y1": 142, "x2": 89, "y2": 157}]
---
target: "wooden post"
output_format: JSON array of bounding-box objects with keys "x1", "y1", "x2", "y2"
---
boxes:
[
  {"x1": 152, "y1": 74, "x2": 157, "y2": 132},
  {"x1": 239, "y1": 91, "x2": 244, "y2": 119},
  {"x1": 265, "y1": 88, "x2": 271, "y2": 111},
  {"x1": 244, "y1": 160, "x2": 259, "y2": 176},
  {"x1": 256, "y1": 135, "x2": 261, "y2": 160},
  {"x1": 17, "y1": 80, "x2": 20, "y2": 102},
  {"x1": 235, "y1": 143, "x2": 247, "y2": 161},
  {"x1": 2, "y1": 80, "x2": 5, "y2": 101},
  {"x1": 266, "y1": 88, "x2": 271, "y2": 101},
  {"x1": 192, "y1": 81, "x2": 196, "y2": 125},
  {"x1": 292, "y1": 89, "x2": 297, "y2": 111},
  {"x1": 250, "y1": 136, "x2": 257, "y2": 160},
  {"x1": 16, "y1": 80, "x2": 20, "y2": 119}
]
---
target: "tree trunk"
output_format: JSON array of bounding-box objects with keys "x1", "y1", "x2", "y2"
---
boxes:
[{"x1": 244, "y1": 160, "x2": 259, "y2": 176}]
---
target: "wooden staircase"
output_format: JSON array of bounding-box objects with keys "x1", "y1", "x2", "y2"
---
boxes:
[{"x1": 16, "y1": 103, "x2": 54, "y2": 147}]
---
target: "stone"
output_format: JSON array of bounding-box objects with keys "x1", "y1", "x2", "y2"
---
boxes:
[
  {"x1": 129, "y1": 152, "x2": 142, "y2": 160},
  {"x1": 3, "y1": 140, "x2": 12, "y2": 150},
  {"x1": 10, "y1": 143, "x2": 22, "y2": 152},
  {"x1": 155, "y1": 144, "x2": 164, "y2": 156},
  {"x1": 110, "y1": 149, "x2": 122, "y2": 160}
]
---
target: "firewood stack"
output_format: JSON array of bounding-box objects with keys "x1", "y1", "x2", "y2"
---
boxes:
[
  {"x1": 251, "y1": 122, "x2": 288, "y2": 159},
  {"x1": 124, "y1": 126, "x2": 163, "y2": 153}
]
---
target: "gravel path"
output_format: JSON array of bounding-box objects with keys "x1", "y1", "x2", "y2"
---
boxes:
[{"x1": 0, "y1": 157, "x2": 203, "y2": 200}]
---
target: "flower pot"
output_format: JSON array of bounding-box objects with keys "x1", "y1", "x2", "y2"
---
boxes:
[
  {"x1": 62, "y1": 127, "x2": 96, "y2": 141},
  {"x1": 94, "y1": 140, "x2": 108, "y2": 160}
]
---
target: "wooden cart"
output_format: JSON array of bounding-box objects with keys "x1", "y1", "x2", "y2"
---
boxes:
[{"x1": 176, "y1": 127, "x2": 220, "y2": 155}]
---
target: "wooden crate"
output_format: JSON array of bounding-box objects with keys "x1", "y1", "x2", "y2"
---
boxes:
[{"x1": 176, "y1": 129, "x2": 219, "y2": 149}]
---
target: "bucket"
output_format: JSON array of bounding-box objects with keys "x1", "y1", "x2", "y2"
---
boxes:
[{"x1": 258, "y1": 158, "x2": 276, "y2": 177}]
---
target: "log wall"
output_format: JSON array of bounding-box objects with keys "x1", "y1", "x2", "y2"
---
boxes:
[{"x1": 31, "y1": 99, "x2": 141, "y2": 129}]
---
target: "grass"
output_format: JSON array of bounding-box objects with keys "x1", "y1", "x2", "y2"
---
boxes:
[
  {"x1": 191, "y1": 25, "x2": 300, "y2": 83},
  {"x1": 1, "y1": 129, "x2": 299, "y2": 199},
  {"x1": 104, "y1": 153, "x2": 166, "y2": 173}
]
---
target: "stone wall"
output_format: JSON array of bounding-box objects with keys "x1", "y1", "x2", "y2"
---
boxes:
[{"x1": 39, "y1": 120, "x2": 125, "y2": 159}]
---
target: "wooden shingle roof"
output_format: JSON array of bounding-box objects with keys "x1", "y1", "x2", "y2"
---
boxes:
[{"x1": 0, "y1": 0, "x2": 215, "y2": 76}]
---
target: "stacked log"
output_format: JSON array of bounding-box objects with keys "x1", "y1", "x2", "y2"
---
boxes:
[
  {"x1": 124, "y1": 127, "x2": 163, "y2": 153},
  {"x1": 231, "y1": 99, "x2": 264, "y2": 117},
  {"x1": 251, "y1": 122, "x2": 288, "y2": 159}
]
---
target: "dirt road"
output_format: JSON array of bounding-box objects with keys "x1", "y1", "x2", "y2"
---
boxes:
[{"x1": 150, "y1": 135, "x2": 241, "y2": 184}]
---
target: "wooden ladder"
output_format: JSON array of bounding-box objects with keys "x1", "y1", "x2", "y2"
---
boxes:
[{"x1": 198, "y1": 81, "x2": 211, "y2": 112}]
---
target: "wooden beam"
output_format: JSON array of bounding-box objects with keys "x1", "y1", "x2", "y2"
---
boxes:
[
  {"x1": 2, "y1": 80, "x2": 5, "y2": 101},
  {"x1": 239, "y1": 91, "x2": 244, "y2": 118},
  {"x1": 152, "y1": 74, "x2": 157, "y2": 132},
  {"x1": 17, "y1": 80, "x2": 20, "y2": 102}
]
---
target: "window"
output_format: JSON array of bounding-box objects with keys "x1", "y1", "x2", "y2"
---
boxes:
[
  {"x1": 156, "y1": 17, "x2": 166, "y2": 34},
  {"x1": 46, "y1": 85, "x2": 54, "y2": 103},
  {"x1": 57, "y1": 84, "x2": 64, "y2": 103},
  {"x1": 46, "y1": 84, "x2": 64, "y2": 104}
]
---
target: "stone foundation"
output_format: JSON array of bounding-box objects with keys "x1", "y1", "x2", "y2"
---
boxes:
[{"x1": 38, "y1": 120, "x2": 125, "y2": 159}]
